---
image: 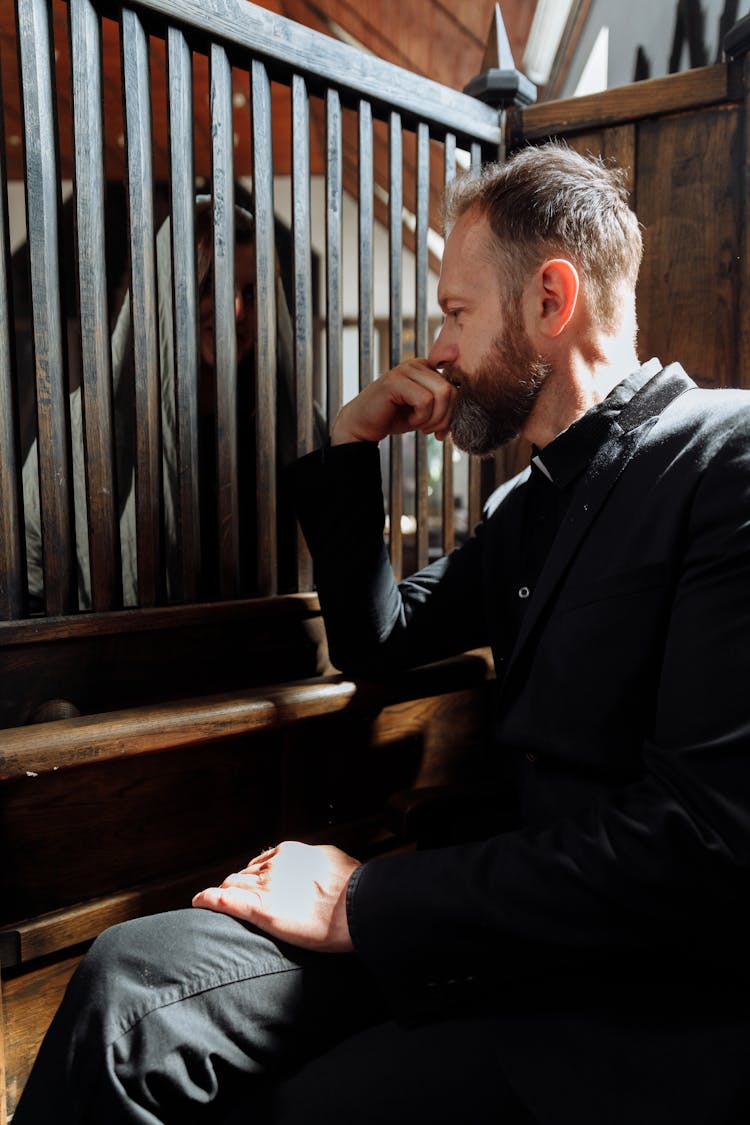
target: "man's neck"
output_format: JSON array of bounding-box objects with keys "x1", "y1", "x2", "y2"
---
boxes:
[{"x1": 524, "y1": 336, "x2": 640, "y2": 449}]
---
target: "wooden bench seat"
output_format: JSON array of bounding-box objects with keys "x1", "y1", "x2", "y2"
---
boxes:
[{"x1": 0, "y1": 644, "x2": 494, "y2": 1121}]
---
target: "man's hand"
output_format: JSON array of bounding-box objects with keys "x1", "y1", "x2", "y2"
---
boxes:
[
  {"x1": 331, "y1": 358, "x2": 457, "y2": 446},
  {"x1": 192, "y1": 841, "x2": 360, "y2": 953}
]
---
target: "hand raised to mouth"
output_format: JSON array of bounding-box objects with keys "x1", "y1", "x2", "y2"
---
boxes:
[{"x1": 330, "y1": 358, "x2": 458, "y2": 446}]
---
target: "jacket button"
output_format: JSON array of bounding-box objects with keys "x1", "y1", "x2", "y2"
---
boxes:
[{"x1": 518, "y1": 586, "x2": 531, "y2": 599}]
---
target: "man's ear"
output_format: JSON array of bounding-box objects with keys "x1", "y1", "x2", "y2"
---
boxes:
[{"x1": 526, "y1": 258, "x2": 580, "y2": 339}]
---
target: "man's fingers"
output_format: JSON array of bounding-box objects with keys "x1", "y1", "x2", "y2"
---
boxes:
[
  {"x1": 192, "y1": 883, "x2": 263, "y2": 921},
  {"x1": 392, "y1": 365, "x2": 456, "y2": 434},
  {"x1": 245, "y1": 845, "x2": 278, "y2": 867},
  {"x1": 331, "y1": 359, "x2": 456, "y2": 444}
]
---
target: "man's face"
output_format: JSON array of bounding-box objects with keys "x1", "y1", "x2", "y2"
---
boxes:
[{"x1": 428, "y1": 208, "x2": 549, "y2": 456}]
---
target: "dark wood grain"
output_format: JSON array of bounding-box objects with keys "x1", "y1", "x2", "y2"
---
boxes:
[
  {"x1": 291, "y1": 74, "x2": 314, "y2": 590},
  {"x1": 167, "y1": 26, "x2": 200, "y2": 602},
  {"x1": 210, "y1": 43, "x2": 241, "y2": 598},
  {"x1": 0, "y1": 978, "x2": 6, "y2": 1124},
  {"x1": 518, "y1": 64, "x2": 734, "y2": 142},
  {"x1": 17, "y1": 0, "x2": 75, "y2": 614},
  {"x1": 70, "y1": 0, "x2": 119, "y2": 611},
  {"x1": 0, "y1": 593, "x2": 327, "y2": 730},
  {"x1": 122, "y1": 5, "x2": 163, "y2": 606},
  {"x1": 3, "y1": 952, "x2": 80, "y2": 1117},
  {"x1": 415, "y1": 121, "x2": 430, "y2": 570},
  {"x1": 467, "y1": 143, "x2": 483, "y2": 530},
  {"x1": 325, "y1": 87, "x2": 343, "y2": 425},
  {"x1": 292, "y1": 75, "x2": 314, "y2": 447},
  {"x1": 0, "y1": 45, "x2": 24, "y2": 621},
  {"x1": 739, "y1": 54, "x2": 750, "y2": 390},
  {"x1": 388, "y1": 111, "x2": 404, "y2": 580},
  {"x1": 441, "y1": 133, "x2": 456, "y2": 555},
  {"x1": 252, "y1": 58, "x2": 278, "y2": 596},
  {"x1": 358, "y1": 99, "x2": 374, "y2": 390},
  {"x1": 636, "y1": 106, "x2": 742, "y2": 389},
  {"x1": 0, "y1": 646, "x2": 493, "y2": 781}
]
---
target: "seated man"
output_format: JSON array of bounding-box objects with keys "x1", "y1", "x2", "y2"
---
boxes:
[{"x1": 13, "y1": 144, "x2": 750, "y2": 1124}]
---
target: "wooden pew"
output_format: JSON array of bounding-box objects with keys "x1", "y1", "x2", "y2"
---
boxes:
[{"x1": 0, "y1": 615, "x2": 494, "y2": 1120}]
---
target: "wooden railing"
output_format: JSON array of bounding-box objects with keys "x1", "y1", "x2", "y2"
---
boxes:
[{"x1": 1, "y1": 0, "x2": 502, "y2": 623}]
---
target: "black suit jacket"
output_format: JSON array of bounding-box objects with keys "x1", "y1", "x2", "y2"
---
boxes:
[{"x1": 291, "y1": 362, "x2": 750, "y2": 1124}]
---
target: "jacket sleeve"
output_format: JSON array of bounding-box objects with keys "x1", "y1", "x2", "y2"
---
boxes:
[
  {"x1": 289, "y1": 441, "x2": 489, "y2": 676},
  {"x1": 345, "y1": 418, "x2": 750, "y2": 984}
]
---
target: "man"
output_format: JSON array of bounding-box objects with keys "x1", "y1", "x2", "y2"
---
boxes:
[{"x1": 15, "y1": 144, "x2": 750, "y2": 1124}]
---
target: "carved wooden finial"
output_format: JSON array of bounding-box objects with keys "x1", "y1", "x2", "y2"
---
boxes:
[
  {"x1": 464, "y1": 2, "x2": 537, "y2": 108},
  {"x1": 480, "y1": 2, "x2": 517, "y2": 72}
]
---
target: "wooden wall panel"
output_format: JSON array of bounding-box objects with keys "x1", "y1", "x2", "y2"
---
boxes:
[
  {"x1": 636, "y1": 106, "x2": 743, "y2": 389},
  {"x1": 514, "y1": 102, "x2": 743, "y2": 392}
]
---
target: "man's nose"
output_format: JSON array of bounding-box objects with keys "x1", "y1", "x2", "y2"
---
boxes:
[{"x1": 427, "y1": 322, "x2": 458, "y2": 369}]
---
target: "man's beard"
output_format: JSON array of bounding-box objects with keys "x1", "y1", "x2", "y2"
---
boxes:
[{"x1": 446, "y1": 317, "x2": 550, "y2": 457}]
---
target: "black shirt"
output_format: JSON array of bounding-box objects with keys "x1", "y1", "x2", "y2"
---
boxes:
[{"x1": 500, "y1": 360, "x2": 662, "y2": 653}]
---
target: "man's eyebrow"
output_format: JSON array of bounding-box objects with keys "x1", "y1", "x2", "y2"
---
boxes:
[{"x1": 437, "y1": 292, "x2": 463, "y2": 312}]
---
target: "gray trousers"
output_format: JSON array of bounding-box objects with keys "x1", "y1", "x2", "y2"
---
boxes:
[{"x1": 13, "y1": 907, "x2": 535, "y2": 1123}]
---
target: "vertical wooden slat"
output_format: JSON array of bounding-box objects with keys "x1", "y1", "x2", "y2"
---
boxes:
[
  {"x1": 251, "y1": 58, "x2": 277, "y2": 596},
  {"x1": 121, "y1": 6, "x2": 162, "y2": 606},
  {"x1": 16, "y1": 0, "x2": 74, "y2": 615},
  {"x1": 740, "y1": 54, "x2": 750, "y2": 391},
  {"x1": 70, "y1": 0, "x2": 118, "y2": 611},
  {"x1": 167, "y1": 26, "x2": 199, "y2": 602},
  {"x1": 414, "y1": 121, "x2": 430, "y2": 571},
  {"x1": 358, "y1": 99, "x2": 374, "y2": 390},
  {"x1": 325, "y1": 88, "x2": 343, "y2": 424},
  {"x1": 388, "y1": 111, "x2": 403, "y2": 579},
  {"x1": 441, "y1": 131, "x2": 456, "y2": 556},
  {"x1": 467, "y1": 139, "x2": 483, "y2": 531},
  {"x1": 0, "y1": 978, "x2": 7, "y2": 1125},
  {"x1": 209, "y1": 43, "x2": 239, "y2": 597},
  {"x1": 291, "y1": 73, "x2": 313, "y2": 590},
  {"x1": 0, "y1": 46, "x2": 24, "y2": 620}
]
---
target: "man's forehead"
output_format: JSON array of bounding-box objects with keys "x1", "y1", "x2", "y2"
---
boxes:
[{"x1": 438, "y1": 210, "x2": 500, "y2": 300}]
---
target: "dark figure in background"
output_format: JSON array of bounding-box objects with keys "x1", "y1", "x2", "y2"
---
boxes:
[
  {"x1": 14, "y1": 144, "x2": 750, "y2": 1124},
  {"x1": 23, "y1": 199, "x2": 317, "y2": 608}
]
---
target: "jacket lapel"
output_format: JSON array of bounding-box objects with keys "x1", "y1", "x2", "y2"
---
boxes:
[{"x1": 498, "y1": 364, "x2": 695, "y2": 699}]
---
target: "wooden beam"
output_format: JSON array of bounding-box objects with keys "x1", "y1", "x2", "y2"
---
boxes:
[
  {"x1": 0, "y1": 647, "x2": 493, "y2": 780},
  {"x1": 513, "y1": 64, "x2": 736, "y2": 143}
]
